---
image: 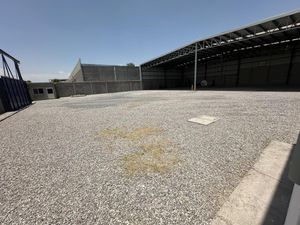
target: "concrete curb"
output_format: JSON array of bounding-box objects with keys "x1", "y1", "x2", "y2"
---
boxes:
[{"x1": 211, "y1": 141, "x2": 293, "y2": 225}]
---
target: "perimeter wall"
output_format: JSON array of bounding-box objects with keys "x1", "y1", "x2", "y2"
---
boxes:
[{"x1": 28, "y1": 80, "x2": 142, "y2": 100}]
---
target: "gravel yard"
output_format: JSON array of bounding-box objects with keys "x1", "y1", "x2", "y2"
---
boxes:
[{"x1": 1, "y1": 90, "x2": 300, "y2": 224}]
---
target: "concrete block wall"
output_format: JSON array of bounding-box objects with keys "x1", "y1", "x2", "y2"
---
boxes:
[
  {"x1": 79, "y1": 64, "x2": 140, "y2": 82},
  {"x1": 115, "y1": 66, "x2": 140, "y2": 81},
  {"x1": 55, "y1": 83, "x2": 74, "y2": 97},
  {"x1": 91, "y1": 82, "x2": 107, "y2": 94},
  {"x1": 36, "y1": 80, "x2": 143, "y2": 99},
  {"x1": 74, "y1": 83, "x2": 92, "y2": 95},
  {"x1": 83, "y1": 65, "x2": 115, "y2": 81}
]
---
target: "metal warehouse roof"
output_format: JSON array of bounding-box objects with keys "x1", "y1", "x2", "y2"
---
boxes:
[{"x1": 141, "y1": 9, "x2": 300, "y2": 69}]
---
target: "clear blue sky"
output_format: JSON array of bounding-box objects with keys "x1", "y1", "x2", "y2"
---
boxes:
[{"x1": 1, "y1": 0, "x2": 300, "y2": 81}]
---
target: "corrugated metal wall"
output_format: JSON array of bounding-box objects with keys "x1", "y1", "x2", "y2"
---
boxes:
[{"x1": 142, "y1": 68, "x2": 183, "y2": 89}]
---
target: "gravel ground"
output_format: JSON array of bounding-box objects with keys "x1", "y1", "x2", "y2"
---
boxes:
[{"x1": 0, "y1": 90, "x2": 299, "y2": 225}]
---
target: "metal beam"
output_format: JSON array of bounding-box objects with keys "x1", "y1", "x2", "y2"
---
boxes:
[
  {"x1": 258, "y1": 24, "x2": 282, "y2": 42},
  {"x1": 0, "y1": 49, "x2": 20, "y2": 63},
  {"x1": 271, "y1": 20, "x2": 291, "y2": 39},
  {"x1": 289, "y1": 15, "x2": 300, "y2": 36}
]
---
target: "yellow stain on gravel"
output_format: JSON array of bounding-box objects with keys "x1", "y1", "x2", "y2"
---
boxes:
[
  {"x1": 125, "y1": 101, "x2": 146, "y2": 109},
  {"x1": 100, "y1": 127, "x2": 181, "y2": 175},
  {"x1": 122, "y1": 141, "x2": 180, "y2": 175},
  {"x1": 100, "y1": 127, "x2": 162, "y2": 141}
]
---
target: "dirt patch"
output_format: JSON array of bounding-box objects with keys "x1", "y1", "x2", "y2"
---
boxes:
[
  {"x1": 125, "y1": 101, "x2": 146, "y2": 109},
  {"x1": 100, "y1": 126, "x2": 181, "y2": 175},
  {"x1": 122, "y1": 140, "x2": 180, "y2": 175},
  {"x1": 100, "y1": 127, "x2": 162, "y2": 141}
]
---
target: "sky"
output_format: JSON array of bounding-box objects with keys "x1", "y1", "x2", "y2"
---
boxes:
[{"x1": 1, "y1": 0, "x2": 300, "y2": 82}]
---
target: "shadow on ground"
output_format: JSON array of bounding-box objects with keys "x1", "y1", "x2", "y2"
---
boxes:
[{"x1": 157, "y1": 86, "x2": 300, "y2": 92}]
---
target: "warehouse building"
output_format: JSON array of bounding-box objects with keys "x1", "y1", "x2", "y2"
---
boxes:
[
  {"x1": 140, "y1": 10, "x2": 300, "y2": 90},
  {"x1": 69, "y1": 59, "x2": 140, "y2": 82}
]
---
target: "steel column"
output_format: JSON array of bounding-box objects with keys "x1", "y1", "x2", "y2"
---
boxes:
[
  {"x1": 114, "y1": 66, "x2": 117, "y2": 81},
  {"x1": 194, "y1": 43, "x2": 198, "y2": 91},
  {"x1": 139, "y1": 66, "x2": 143, "y2": 90}
]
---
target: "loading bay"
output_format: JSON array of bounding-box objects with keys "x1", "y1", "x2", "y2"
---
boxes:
[{"x1": 1, "y1": 90, "x2": 300, "y2": 224}]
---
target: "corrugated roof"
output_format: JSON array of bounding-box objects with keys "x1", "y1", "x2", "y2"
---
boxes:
[{"x1": 141, "y1": 9, "x2": 300, "y2": 69}]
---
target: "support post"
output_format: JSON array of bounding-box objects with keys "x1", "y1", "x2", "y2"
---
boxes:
[
  {"x1": 194, "y1": 43, "x2": 198, "y2": 91},
  {"x1": 139, "y1": 66, "x2": 143, "y2": 90},
  {"x1": 114, "y1": 66, "x2": 117, "y2": 81}
]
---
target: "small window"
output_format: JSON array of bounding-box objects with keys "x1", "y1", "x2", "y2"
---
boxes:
[
  {"x1": 38, "y1": 88, "x2": 44, "y2": 94},
  {"x1": 33, "y1": 89, "x2": 38, "y2": 94},
  {"x1": 47, "y1": 88, "x2": 53, "y2": 94}
]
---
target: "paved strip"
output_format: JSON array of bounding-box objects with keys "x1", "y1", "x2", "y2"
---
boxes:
[{"x1": 211, "y1": 141, "x2": 294, "y2": 225}]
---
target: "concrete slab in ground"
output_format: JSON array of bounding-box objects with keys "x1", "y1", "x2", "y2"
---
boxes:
[
  {"x1": 211, "y1": 140, "x2": 294, "y2": 225},
  {"x1": 188, "y1": 115, "x2": 219, "y2": 125}
]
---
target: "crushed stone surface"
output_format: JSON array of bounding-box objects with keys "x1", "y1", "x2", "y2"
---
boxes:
[{"x1": 1, "y1": 90, "x2": 299, "y2": 224}]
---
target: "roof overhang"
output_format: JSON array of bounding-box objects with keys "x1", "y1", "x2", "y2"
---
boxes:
[{"x1": 141, "y1": 9, "x2": 300, "y2": 69}]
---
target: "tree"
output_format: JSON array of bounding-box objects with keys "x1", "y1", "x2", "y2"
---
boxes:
[
  {"x1": 51, "y1": 79, "x2": 61, "y2": 83},
  {"x1": 126, "y1": 63, "x2": 135, "y2": 67}
]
